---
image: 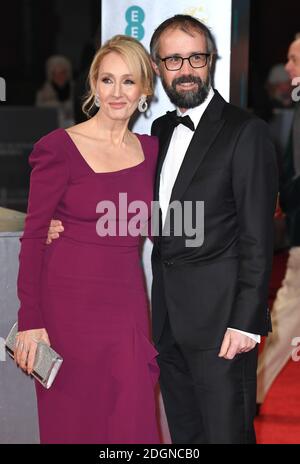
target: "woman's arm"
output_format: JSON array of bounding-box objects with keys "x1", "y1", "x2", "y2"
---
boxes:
[
  {"x1": 18, "y1": 138, "x2": 69, "y2": 330},
  {"x1": 16, "y1": 136, "x2": 69, "y2": 372}
]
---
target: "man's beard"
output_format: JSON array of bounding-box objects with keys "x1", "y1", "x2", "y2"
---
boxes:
[{"x1": 161, "y1": 74, "x2": 211, "y2": 109}]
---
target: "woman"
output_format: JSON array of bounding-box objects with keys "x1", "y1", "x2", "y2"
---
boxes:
[{"x1": 14, "y1": 35, "x2": 159, "y2": 444}]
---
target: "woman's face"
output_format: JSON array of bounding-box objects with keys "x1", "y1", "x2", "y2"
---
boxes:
[{"x1": 95, "y1": 52, "x2": 143, "y2": 122}]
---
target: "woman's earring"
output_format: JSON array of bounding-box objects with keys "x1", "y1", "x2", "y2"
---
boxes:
[
  {"x1": 138, "y1": 95, "x2": 148, "y2": 113},
  {"x1": 94, "y1": 93, "x2": 100, "y2": 108}
]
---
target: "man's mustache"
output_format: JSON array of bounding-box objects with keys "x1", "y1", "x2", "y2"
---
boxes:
[{"x1": 172, "y1": 75, "x2": 203, "y2": 88}]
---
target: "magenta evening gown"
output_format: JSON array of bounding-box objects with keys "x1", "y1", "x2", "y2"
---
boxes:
[{"x1": 17, "y1": 128, "x2": 160, "y2": 444}]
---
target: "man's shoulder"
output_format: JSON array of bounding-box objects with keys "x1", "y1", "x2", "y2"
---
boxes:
[
  {"x1": 153, "y1": 110, "x2": 173, "y2": 120},
  {"x1": 151, "y1": 112, "x2": 173, "y2": 136},
  {"x1": 152, "y1": 112, "x2": 172, "y2": 126},
  {"x1": 223, "y1": 100, "x2": 256, "y2": 125},
  {"x1": 212, "y1": 90, "x2": 264, "y2": 129},
  {"x1": 220, "y1": 102, "x2": 273, "y2": 141},
  {"x1": 34, "y1": 128, "x2": 65, "y2": 149}
]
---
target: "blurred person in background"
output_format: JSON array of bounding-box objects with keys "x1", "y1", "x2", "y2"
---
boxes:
[
  {"x1": 73, "y1": 27, "x2": 101, "y2": 123},
  {"x1": 36, "y1": 55, "x2": 75, "y2": 128},
  {"x1": 257, "y1": 33, "x2": 300, "y2": 408},
  {"x1": 266, "y1": 63, "x2": 294, "y2": 155},
  {"x1": 266, "y1": 63, "x2": 293, "y2": 110}
]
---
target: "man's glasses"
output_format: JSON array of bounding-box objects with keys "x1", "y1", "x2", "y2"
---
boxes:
[{"x1": 159, "y1": 53, "x2": 211, "y2": 71}]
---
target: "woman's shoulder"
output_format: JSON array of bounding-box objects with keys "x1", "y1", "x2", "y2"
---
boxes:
[
  {"x1": 136, "y1": 133, "x2": 159, "y2": 157},
  {"x1": 34, "y1": 127, "x2": 66, "y2": 149},
  {"x1": 136, "y1": 133, "x2": 158, "y2": 143},
  {"x1": 29, "y1": 128, "x2": 70, "y2": 170}
]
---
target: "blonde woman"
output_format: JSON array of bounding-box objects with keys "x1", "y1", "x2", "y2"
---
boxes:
[{"x1": 15, "y1": 35, "x2": 159, "y2": 444}]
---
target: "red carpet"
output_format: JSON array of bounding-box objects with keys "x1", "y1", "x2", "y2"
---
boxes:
[
  {"x1": 255, "y1": 358, "x2": 300, "y2": 444},
  {"x1": 255, "y1": 249, "x2": 300, "y2": 444}
]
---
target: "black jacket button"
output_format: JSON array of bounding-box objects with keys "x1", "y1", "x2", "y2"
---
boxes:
[{"x1": 163, "y1": 260, "x2": 174, "y2": 267}]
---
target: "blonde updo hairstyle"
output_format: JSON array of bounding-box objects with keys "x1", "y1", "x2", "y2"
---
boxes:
[{"x1": 82, "y1": 35, "x2": 154, "y2": 118}]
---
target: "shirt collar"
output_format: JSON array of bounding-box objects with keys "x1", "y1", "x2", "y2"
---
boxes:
[{"x1": 177, "y1": 87, "x2": 215, "y2": 129}]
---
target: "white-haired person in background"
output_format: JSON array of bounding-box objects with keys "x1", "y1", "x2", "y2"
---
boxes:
[
  {"x1": 266, "y1": 63, "x2": 293, "y2": 110},
  {"x1": 265, "y1": 63, "x2": 294, "y2": 155},
  {"x1": 36, "y1": 55, "x2": 75, "y2": 128},
  {"x1": 257, "y1": 34, "x2": 300, "y2": 409}
]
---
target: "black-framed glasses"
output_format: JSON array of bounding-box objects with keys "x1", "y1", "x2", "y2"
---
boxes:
[{"x1": 159, "y1": 53, "x2": 211, "y2": 71}]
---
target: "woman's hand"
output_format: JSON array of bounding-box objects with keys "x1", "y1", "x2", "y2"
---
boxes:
[{"x1": 14, "y1": 328, "x2": 50, "y2": 375}]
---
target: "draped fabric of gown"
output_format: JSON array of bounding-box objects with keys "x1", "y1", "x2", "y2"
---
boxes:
[{"x1": 17, "y1": 128, "x2": 160, "y2": 444}]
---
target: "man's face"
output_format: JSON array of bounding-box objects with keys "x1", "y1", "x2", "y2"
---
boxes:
[
  {"x1": 285, "y1": 39, "x2": 300, "y2": 81},
  {"x1": 153, "y1": 27, "x2": 212, "y2": 112}
]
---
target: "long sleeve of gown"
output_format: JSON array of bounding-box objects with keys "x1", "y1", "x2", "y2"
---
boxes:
[{"x1": 17, "y1": 138, "x2": 70, "y2": 331}]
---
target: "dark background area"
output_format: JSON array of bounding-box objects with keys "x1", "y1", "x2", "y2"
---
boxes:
[
  {"x1": 249, "y1": 0, "x2": 300, "y2": 114},
  {"x1": 0, "y1": 0, "x2": 100, "y2": 106}
]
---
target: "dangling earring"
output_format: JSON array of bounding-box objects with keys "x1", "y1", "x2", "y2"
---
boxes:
[
  {"x1": 94, "y1": 93, "x2": 100, "y2": 108},
  {"x1": 138, "y1": 95, "x2": 148, "y2": 113}
]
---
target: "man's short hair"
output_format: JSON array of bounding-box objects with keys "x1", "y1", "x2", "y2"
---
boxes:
[{"x1": 150, "y1": 14, "x2": 217, "y2": 64}]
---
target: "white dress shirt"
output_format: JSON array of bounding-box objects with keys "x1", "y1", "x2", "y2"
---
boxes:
[{"x1": 159, "y1": 88, "x2": 260, "y2": 344}]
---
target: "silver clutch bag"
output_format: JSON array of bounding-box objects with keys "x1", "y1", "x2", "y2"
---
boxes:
[{"x1": 5, "y1": 322, "x2": 63, "y2": 389}]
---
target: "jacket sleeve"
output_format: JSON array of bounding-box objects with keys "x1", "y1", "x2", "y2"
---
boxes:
[
  {"x1": 229, "y1": 118, "x2": 278, "y2": 334},
  {"x1": 280, "y1": 176, "x2": 300, "y2": 213},
  {"x1": 17, "y1": 139, "x2": 69, "y2": 331}
]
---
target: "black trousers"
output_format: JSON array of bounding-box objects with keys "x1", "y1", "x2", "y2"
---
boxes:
[{"x1": 156, "y1": 314, "x2": 258, "y2": 444}]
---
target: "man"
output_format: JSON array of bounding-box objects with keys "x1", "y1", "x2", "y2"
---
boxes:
[
  {"x1": 149, "y1": 15, "x2": 277, "y2": 444},
  {"x1": 48, "y1": 15, "x2": 278, "y2": 443},
  {"x1": 257, "y1": 34, "x2": 300, "y2": 406},
  {"x1": 281, "y1": 34, "x2": 300, "y2": 236}
]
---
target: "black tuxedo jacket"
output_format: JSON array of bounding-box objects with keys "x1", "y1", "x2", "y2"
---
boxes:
[{"x1": 151, "y1": 90, "x2": 278, "y2": 350}]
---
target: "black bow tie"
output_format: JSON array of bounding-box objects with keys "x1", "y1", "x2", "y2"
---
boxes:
[{"x1": 166, "y1": 111, "x2": 195, "y2": 131}]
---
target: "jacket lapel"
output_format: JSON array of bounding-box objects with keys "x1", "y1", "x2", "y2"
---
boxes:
[
  {"x1": 154, "y1": 116, "x2": 175, "y2": 201},
  {"x1": 169, "y1": 91, "x2": 226, "y2": 204}
]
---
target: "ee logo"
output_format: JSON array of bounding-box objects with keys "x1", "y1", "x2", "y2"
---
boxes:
[{"x1": 125, "y1": 6, "x2": 145, "y2": 40}]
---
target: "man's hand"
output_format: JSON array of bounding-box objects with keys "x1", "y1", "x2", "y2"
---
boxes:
[
  {"x1": 218, "y1": 329, "x2": 256, "y2": 360},
  {"x1": 46, "y1": 219, "x2": 64, "y2": 244}
]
